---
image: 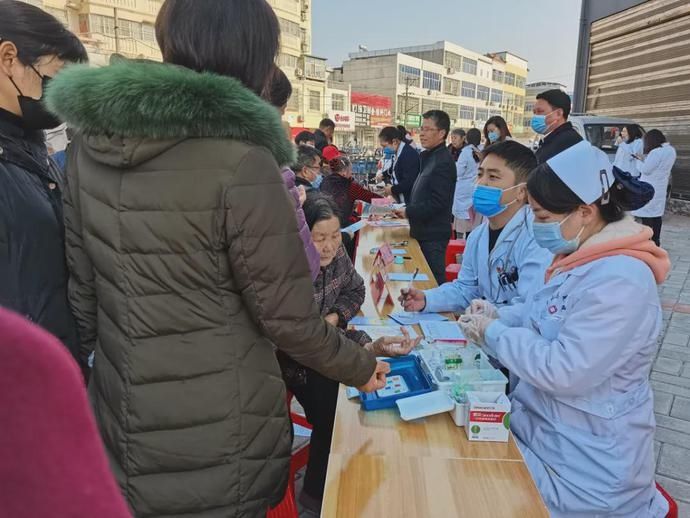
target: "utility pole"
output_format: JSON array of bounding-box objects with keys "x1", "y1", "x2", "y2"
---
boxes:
[
  {"x1": 401, "y1": 75, "x2": 413, "y2": 126},
  {"x1": 113, "y1": 7, "x2": 120, "y2": 54}
]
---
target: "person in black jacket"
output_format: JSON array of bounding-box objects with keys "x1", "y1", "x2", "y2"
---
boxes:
[
  {"x1": 0, "y1": 2, "x2": 87, "y2": 362},
  {"x1": 314, "y1": 118, "x2": 335, "y2": 152},
  {"x1": 532, "y1": 89, "x2": 583, "y2": 163},
  {"x1": 394, "y1": 110, "x2": 456, "y2": 285},
  {"x1": 379, "y1": 126, "x2": 420, "y2": 203}
]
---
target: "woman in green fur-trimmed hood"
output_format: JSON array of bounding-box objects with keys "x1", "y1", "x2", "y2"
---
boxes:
[{"x1": 45, "y1": 1, "x2": 389, "y2": 516}]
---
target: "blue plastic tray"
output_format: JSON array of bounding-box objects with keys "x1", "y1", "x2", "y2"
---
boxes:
[{"x1": 359, "y1": 356, "x2": 436, "y2": 411}]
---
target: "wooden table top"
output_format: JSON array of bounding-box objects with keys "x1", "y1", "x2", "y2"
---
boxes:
[{"x1": 321, "y1": 221, "x2": 548, "y2": 518}]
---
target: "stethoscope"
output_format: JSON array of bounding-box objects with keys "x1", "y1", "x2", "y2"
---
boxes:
[{"x1": 484, "y1": 210, "x2": 528, "y2": 305}]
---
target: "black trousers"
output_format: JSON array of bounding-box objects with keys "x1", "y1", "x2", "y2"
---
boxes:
[
  {"x1": 419, "y1": 239, "x2": 449, "y2": 286},
  {"x1": 639, "y1": 217, "x2": 662, "y2": 246},
  {"x1": 288, "y1": 368, "x2": 339, "y2": 501}
]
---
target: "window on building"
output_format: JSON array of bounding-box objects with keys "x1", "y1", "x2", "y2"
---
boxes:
[
  {"x1": 332, "y1": 93, "x2": 346, "y2": 111},
  {"x1": 476, "y1": 85, "x2": 490, "y2": 102},
  {"x1": 459, "y1": 105, "x2": 474, "y2": 120},
  {"x1": 503, "y1": 92, "x2": 515, "y2": 108},
  {"x1": 442, "y1": 103, "x2": 459, "y2": 120},
  {"x1": 423, "y1": 71, "x2": 442, "y2": 91},
  {"x1": 475, "y1": 108, "x2": 489, "y2": 122},
  {"x1": 489, "y1": 109, "x2": 502, "y2": 117},
  {"x1": 277, "y1": 53, "x2": 298, "y2": 69},
  {"x1": 515, "y1": 75, "x2": 526, "y2": 89},
  {"x1": 492, "y1": 70, "x2": 504, "y2": 83},
  {"x1": 462, "y1": 57, "x2": 477, "y2": 76},
  {"x1": 490, "y1": 89, "x2": 503, "y2": 105},
  {"x1": 443, "y1": 78, "x2": 460, "y2": 96},
  {"x1": 117, "y1": 19, "x2": 142, "y2": 40},
  {"x1": 421, "y1": 99, "x2": 442, "y2": 113},
  {"x1": 309, "y1": 90, "x2": 321, "y2": 112},
  {"x1": 504, "y1": 72, "x2": 516, "y2": 87},
  {"x1": 89, "y1": 14, "x2": 116, "y2": 36},
  {"x1": 288, "y1": 87, "x2": 300, "y2": 111},
  {"x1": 398, "y1": 95, "x2": 421, "y2": 115},
  {"x1": 515, "y1": 95, "x2": 524, "y2": 108},
  {"x1": 461, "y1": 81, "x2": 476, "y2": 99},
  {"x1": 278, "y1": 17, "x2": 301, "y2": 38},
  {"x1": 514, "y1": 115, "x2": 524, "y2": 127},
  {"x1": 141, "y1": 23, "x2": 155, "y2": 42},
  {"x1": 525, "y1": 102, "x2": 535, "y2": 113},
  {"x1": 444, "y1": 52, "x2": 462, "y2": 72},
  {"x1": 304, "y1": 56, "x2": 326, "y2": 80},
  {"x1": 399, "y1": 65, "x2": 421, "y2": 87}
]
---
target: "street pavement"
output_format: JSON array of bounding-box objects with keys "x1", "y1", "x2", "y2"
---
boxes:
[
  {"x1": 652, "y1": 213, "x2": 690, "y2": 516},
  {"x1": 295, "y1": 213, "x2": 690, "y2": 516}
]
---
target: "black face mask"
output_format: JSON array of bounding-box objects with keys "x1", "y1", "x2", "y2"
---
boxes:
[{"x1": 9, "y1": 65, "x2": 62, "y2": 132}]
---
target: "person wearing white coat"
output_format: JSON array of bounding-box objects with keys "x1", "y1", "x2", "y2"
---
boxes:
[
  {"x1": 400, "y1": 141, "x2": 552, "y2": 315},
  {"x1": 459, "y1": 141, "x2": 671, "y2": 517},
  {"x1": 452, "y1": 128, "x2": 482, "y2": 237},
  {"x1": 632, "y1": 129, "x2": 677, "y2": 246},
  {"x1": 613, "y1": 124, "x2": 644, "y2": 176}
]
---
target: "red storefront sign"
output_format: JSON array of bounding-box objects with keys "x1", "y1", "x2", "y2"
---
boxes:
[{"x1": 351, "y1": 92, "x2": 393, "y2": 128}]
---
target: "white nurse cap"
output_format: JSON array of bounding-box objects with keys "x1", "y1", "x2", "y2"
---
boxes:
[{"x1": 546, "y1": 141, "x2": 615, "y2": 204}]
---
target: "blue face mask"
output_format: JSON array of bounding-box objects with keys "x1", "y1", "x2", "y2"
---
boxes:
[
  {"x1": 312, "y1": 173, "x2": 323, "y2": 190},
  {"x1": 532, "y1": 213, "x2": 584, "y2": 255},
  {"x1": 530, "y1": 115, "x2": 547, "y2": 135},
  {"x1": 472, "y1": 184, "x2": 522, "y2": 218},
  {"x1": 488, "y1": 131, "x2": 500, "y2": 143}
]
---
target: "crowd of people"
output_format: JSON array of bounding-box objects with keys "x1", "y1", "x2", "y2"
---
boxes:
[{"x1": 0, "y1": 0, "x2": 680, "y2": 517}]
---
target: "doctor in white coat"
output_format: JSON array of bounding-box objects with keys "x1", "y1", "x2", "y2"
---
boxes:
[
  {"x1": 459, "y1": 141, "x2": 671, "y2": 517},
  {"x1": 632, "y1": 129, "x2": 677, "y2": 246},
  {"x1": 400, "y1": 140, "x2": 552, "y2": 315},
  {"x1": 613, "y1": 124, "x2": 644, "y2": 176},
  {"x1": 452, "y1": 128, "x2": 482, "y2": 237}
]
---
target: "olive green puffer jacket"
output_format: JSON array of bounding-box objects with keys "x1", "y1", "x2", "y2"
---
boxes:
[{"x1": 46, "y1": 60, "x2": 376, "y2": 518}]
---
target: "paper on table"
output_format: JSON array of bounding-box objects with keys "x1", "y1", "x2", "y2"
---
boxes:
[
  {"x1": 419, "y1": 321, "x2": 466, "y2": 342},
  {"x1": 351, "y1": 325, "x2": 418, "y2": 341},
  {"x1": 342, "y1": 220, "x2": 367, "y2": 234},
  {"x1": 349, "y1": 316, "x2": 395, "y2": 326},
  {"x1": 392, "y1": 249, "x2": 407, "y2": 255},
  {"x1": 388, "y1": 272, "x2": 430, "y2": 282},
  {"x1": 389, "y1": 312, "x2": 449, "y2": 325},
  {"x1": 367, "y1": 220, "x2": 410, "y2": 228}
]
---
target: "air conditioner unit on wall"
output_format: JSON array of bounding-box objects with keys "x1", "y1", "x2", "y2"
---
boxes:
[
  {"x1": 447, "y1": 68, "x2": 457, "y2": 75},
  {"x1": 295, "y1": 69, "x2": 303, "y2": 78}
]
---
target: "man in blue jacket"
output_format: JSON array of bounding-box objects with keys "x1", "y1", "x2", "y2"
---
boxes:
[{"x1": 379, "y1": 126, "x2": 420, "y2": 203}]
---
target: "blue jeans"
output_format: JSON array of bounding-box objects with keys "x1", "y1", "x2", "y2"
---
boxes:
[{"x1": 418, "y1": 240, "x2": 448, "y2": 286}]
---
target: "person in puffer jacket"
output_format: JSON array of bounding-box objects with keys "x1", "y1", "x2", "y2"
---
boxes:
[{"x1": 267, "y1": 66, "x2": 321, "y2": 280}]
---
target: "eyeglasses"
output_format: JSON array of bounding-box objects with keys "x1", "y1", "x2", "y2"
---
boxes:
[{"x1": 420, "y1": 126, "x2": 440, "y2": 133}]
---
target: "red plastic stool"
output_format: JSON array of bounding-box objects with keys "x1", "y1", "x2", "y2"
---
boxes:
[
  {"x1": 267, "y1": 393, "x2": 313, "y2": 518},
  {"x1": 445, "y1": 239, "x2": 466, "y2": 267},
  {"x1": 446, "y1": 263, "x2": 461, "y2": 282},
  {"x1": 657, "y1": 482, "x2": 678, "y2": 518}
]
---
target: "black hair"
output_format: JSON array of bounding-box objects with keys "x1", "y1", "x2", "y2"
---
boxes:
[
  {"x1": 466, "y1": 128, "x2": 482, "y2": 147},
  {"x1": 397, "y1": 125, "x2": 412, "y2": 144},
  {"x1": 484, "y1": 115, "x2": 512, "y2": 141},
  {"x1": 319, "y1": 118, "x2": 335, "y2": 130},
  {"x1": 422, "y1": 110, "x2": 451, "y2": 140},
  {"x1": 527, "y1": 163, "x2": 626, "y2": 223},
  {"x1": 536, "y1": 89, "x2": 572, "y2": 119},
  {"x1": 266, "y1": 66, "x2": 292, "y2": 108},
  {"x1": 379, "y1": 126, "x2": 402, "y2": 143},
  {"x1": 624, "y1": 124, "x2": 643, "y2": 144},
  {"x1": 451, "y1": 128, "x2": 466, "y2": 138},
  {"x1": 0, "y1": 1, "x2": 87, "y2": 65},
  {"x1": 156, "y1": 0, "x2": 279, "y2": 96},
  {"x1": 295, "y1": 130, "x2": 316, "y2": 146},
  {"x1": 643, "y1": 129, "x2": 667, "y2": 155},
  {"x1": 329, "y1": 155, "x2": 351, "y2": 174},
  {"x1": 482, "y1": 140, "x2": 537, "y2": 183},
  {"x1": 293, "y1": 144, "x2": 321, "y2": 173},
  {"x1": 303, "y1": 192, "x2": 341, "y2": 230}
]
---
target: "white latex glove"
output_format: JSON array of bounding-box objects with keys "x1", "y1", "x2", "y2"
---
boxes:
[
  {"x1": 465, "y1": 299, "x2": 498, "y2": 319},
  {"x1": 458, "y1": 314, "x2": 494, "y2": 347}
]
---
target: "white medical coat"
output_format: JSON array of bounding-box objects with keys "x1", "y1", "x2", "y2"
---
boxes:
[
  {"x1": 485, "y1": 255, "x2": 668, "y2": 517},
  {"x1": 452, "y1": 145, "x2": 479, "y2": 220},
  {"x1": 633, "y1": 143, "x2": 677, "y2": 218},
  {"x1": 613, "y1": 138, "x2": 643, "y2": 177},
  {"x1": 424, "y1": 206, "x2": 553, "y2": 313}
]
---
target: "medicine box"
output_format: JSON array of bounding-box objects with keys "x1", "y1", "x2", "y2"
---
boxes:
[
  {"x1": 465, "y1": 392, "x2": 511, "y2": 443},
  {"x1": 359, "y1": 355, "x2": 435, "y2": 411}
]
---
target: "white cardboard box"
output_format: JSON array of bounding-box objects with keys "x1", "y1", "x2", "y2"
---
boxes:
[{"x1": 465, "y1": 391, "x2": 511, "y2": 442}]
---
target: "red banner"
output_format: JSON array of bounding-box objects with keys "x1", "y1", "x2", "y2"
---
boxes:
[{"x1": 351, "y1": 92, "x2": 393, "y2": 128}]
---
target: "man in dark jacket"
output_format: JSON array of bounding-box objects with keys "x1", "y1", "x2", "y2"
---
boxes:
[
  {"x1": 314, "y1": 118, "x2": 335, "y2": 152},
  {"x1": 0, "y1": 9, "x2": 87, "y2": 362},
  {"x1": 394, "y1": 111, "x2": 456, "y2": 285},
  {"x1": 532, "y1": 89, "x2": 583, "y2": 163},
  {"x1": 379, "y1": 126, "x2": 420, "y2": 203}
]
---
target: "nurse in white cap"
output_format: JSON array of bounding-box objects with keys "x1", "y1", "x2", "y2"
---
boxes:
[{"x1": 459, "y1": 141, "x2": 671, "y2": 517}]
